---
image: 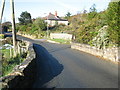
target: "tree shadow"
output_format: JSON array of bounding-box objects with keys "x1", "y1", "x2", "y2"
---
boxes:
[{"x1": 33, "y1": 44, "x2": 64, "y2": 88}]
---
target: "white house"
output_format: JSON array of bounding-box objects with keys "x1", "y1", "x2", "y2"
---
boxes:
[{"x1": 45, "y1": 11, "x2": 69, "y2": 26}]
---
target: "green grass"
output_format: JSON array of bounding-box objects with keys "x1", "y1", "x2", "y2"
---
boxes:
[
  {"x1": 1, "y1": 49, "x2": 12, "y2": 59},
  {"x1": 1, "y1": 48, "x2": 27, "y2": 77},
  {"x1": 50, "y1": 38, "x2": 71, "y2": 44},
  {"x1": 2, "y1": 55, "x2": 25, "y2": 76},
  {"x1": 0, "y1": 34, "x2": 4, "y2": 39}
]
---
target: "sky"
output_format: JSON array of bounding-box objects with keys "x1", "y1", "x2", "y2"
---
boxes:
[{"x1": 0, "y1": 0, "x2": 111, "y2": 23}]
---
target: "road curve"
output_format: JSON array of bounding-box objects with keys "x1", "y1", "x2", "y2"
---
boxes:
[{"x1": 17, "y1": 35, "x2": 118, "y2": 88}]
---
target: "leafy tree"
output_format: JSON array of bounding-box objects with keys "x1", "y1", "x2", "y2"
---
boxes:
[
  {"x1": 18, "y1": 11, "x2": 32, "y2": 25},
  {"x1": 106, "y1": 1, "x2": 120, "y2": 45},
  {"x1": 66, "y1": 12, "x2": 71, "y2": 17},
  {"x1": 33, "y1": 18, "x2": 47, "y2": 37},
  {"x1": 33, "y1": 18, "x2": 46, "y2": 30},
  {"x1": 88, "y1": 4, "x2": 97, "y2": 19},
  {"x1": 83, "y1": 10, "x2": 87, "y2": 14},
  {"x1": 65, "y1": 12, "x2": 71, "y2": 19}
]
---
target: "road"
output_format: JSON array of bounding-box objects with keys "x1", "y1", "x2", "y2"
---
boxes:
[{"x1": 17, "y1": 35, "x2": 118, "y2": 88}]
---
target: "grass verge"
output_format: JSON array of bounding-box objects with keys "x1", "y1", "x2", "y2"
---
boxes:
[
  {"x1": 50, "y1": 38, "x2": 71, "y2": 44},
  {"x1": 0, "y1": 49, "x2": 27, "y2": 77}
]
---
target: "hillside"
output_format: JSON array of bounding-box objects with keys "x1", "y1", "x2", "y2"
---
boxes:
[
  {"x1": 15, "y1": 1, "x2": 119, "y2": 48},
  {"x1": 51, "y1": 1, "x2": 120, "y2": 48}
]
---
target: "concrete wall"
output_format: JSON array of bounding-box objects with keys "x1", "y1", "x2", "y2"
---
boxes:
[
  {"x1": 50, "y1": 33, "x2": 72, "y2": 40},
  {"x1": 71, "y1": 43, "x2": 119, "y2": 63}
]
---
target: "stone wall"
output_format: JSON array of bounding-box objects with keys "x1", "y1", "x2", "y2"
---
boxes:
[
  {"x1": 50, "y1": 33, "x2": 72, "y2": 40},
  {"x1": 17, "y1": 31, "x2": 37, "y2": 39},
  {"x1": 71, "y1": 43, "x2": 119, "y2": 63},
  {"x1": 0, "y1": 41, "x2": 36, "y2": 89}
]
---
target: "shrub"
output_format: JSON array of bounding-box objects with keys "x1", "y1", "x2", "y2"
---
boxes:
[
  {"x1": 5, "y1": 37, "x2": 13, "y2": 45},
  {"x1": 0, "y1": 34, "x2": 4, "y2": 39},
  {"x1": 106, "y1": 1, "x2": 120, "y2": 46},
  {"x1": 19, "y1": 25, "x2": 28, "y2": 31},
  {"x1": 2, "y1": 53, "x2": 27, "y2": 77}
]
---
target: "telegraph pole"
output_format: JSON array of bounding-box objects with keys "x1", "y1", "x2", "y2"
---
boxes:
[
  {"x1": 10, "y1": 0, "x2": 17, "y2": 56},
  {"x1": 44, "y1": 13, "x2": 49, "y2": 38},
  {"x1": 0, "y1": 0, "x2": 5, "y2": 24},
  {"x1": 0, "y1": 0, "x2": 5, "y2": 34},
  {"x1": 47, "y1": 15, "x2": 49, "y2": 38}
]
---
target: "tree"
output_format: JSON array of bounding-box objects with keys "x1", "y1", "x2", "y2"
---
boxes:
[
  {"x1": 18, "y1": 11, "x2": 32, "y2": 25},
  {"x1": 65, "y1": 12, "x2": 71, "y2": 19},
  {"x1": 106, "y1": 1, "x2": 120, "y2": 45},
  {"x1": 88, "y1": 4, "x2": 97, "y2": 19},
  {"x1": 33, "y1": 18, "x2": 46, "y2": 30},
  {"x1": 89, "y1": 4, "x2": 97, "y2": 13},
  {"x1": 33, "y1": 18, "x2": 47, "y2": 37},
  {"x1": 66, "y1": 12, "x2": 71, "y2": 17},
  {"x1": 83, "y1": 10, "x2": 87, "y2": 14}
]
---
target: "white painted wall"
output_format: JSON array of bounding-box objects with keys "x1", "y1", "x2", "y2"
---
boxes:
[
  {"x1": 45, "y1": 20, "x2": 68, "y2": 26},
  {"x1": 58, "y1": 21, "x2": 69, "y2": 25},
  {"x1": 50, "y1": 33, "x2": 72, "y2": 40}
]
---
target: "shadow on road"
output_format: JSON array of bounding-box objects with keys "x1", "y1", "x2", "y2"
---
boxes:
[{"x1": 33, "y1": 44, "x2": 64, "y2": 88}]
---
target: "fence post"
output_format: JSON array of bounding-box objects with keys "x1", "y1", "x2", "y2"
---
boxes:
[
  {"x1": 10, "y1": 47, "x2": 12, "y2": 58},
  {"x1": 17, "y1": 42, "x2": 21, "y2": 55}
]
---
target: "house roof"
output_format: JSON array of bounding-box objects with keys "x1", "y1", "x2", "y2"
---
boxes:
[
  {"x1": 48, "y1": 13, "x2": 58, "y2": 19},
  {"x1": 45, "y1": 12, "x2": 68, "y2": 21}
]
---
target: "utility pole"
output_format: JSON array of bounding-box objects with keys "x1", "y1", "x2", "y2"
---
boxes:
[
  {"x1": 10, "y1": 0, "x2": 17, "y2": 56},
  {"x1": 47, "y1": 15, "x2": 49, "y2": 38},
  {"x1": 44, "y1": 13, "x2": 49, "y2": 38},
  {"x1": 0, "y1": 0, "x2": 5, "y2": 24},
  {"x1": 0, "y1": 0, "x2": 5, "y2": 34}
]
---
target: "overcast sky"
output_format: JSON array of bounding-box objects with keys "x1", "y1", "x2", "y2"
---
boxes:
[{"x1": 0, "y1": 0, "x2": 111, "y2": 23}]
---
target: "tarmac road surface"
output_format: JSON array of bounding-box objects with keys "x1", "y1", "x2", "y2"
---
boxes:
[{"x1": 17, "y1": 35, "x2": 118, "y2": 88}]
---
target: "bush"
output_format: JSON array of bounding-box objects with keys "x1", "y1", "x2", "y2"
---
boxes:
[
  {"x1": 0, "y1": 34, "x2": 4, "y2": 39},
  {"x1": 33, "y1": 18, "x2": 47, "y2": 31},
  {"x1": 106, "y1": 1, "x2": 120, "y2": 46},
  {"x1": 87, "y1": 4, "x2": 97, "y2": 20},
  {"x1": 2, "y1": 54, "x2": 26, "y2": 77},
  {"x1": 19, "y1": 25, "x2": 28, "y2": 31},
  {"x1": 5, "y1": 37, "x2": 13, "y2": 45}
]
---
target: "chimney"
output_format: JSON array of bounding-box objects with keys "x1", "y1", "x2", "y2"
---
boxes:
[
  {"x1": 49, "y1": 12, "x2": 51, "y2": 15},
  {"x1": 55, "y1": 11, "x2": 57, "y2": 17}
]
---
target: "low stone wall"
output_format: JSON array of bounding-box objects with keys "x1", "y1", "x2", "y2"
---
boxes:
[
  {"x1": 17, "y1": 31, "x2": 37, "y2": 39},
  {"x1": 50, "y1": 33, "x2": 72, "y2": 40},
  {"x1": 71, "y1": 43, "x2": 119, "y2": 63},
  {"x1": 0, "y1": 42, "x2": 36, "y2": 89}
]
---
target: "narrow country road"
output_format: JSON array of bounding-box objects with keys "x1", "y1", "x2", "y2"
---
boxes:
[{"x1": 17, "y1": 35, "x2": 118, "y2": 88}]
